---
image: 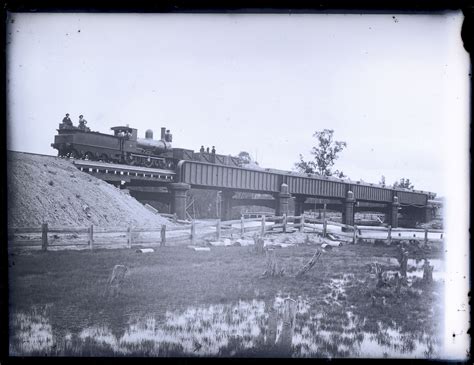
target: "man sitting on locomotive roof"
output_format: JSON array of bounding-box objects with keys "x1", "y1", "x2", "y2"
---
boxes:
[
  {"x1": 211, "y1": 146, "x2": 216, "y2": 163},
  {"x1": 78, "y1": 115, "x2": 88, "y2": 131},
  {"x1": 62, "y1": 113, "x2": 73, "y2": 126}
]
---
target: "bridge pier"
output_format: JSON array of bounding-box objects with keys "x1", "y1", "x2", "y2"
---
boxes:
[
  {"x1": 168, "y1": 183, "x2": 190, "y2": 220},
  {"x1": 221, "y1": 190, "x2": 234, "y2": 221},
  {"x1": 388, "y1": 196, "x2": 400, "y2": 228},
  {"x1": 342, "y1": 191, "x2": 355, "y2": 227},
  {"x1": 398, "y1": 206, "x2": 427, "y2": 227},
  {"x1": 275, "y1": 183, "x2": 291, "y2": 216},
  {"x1": 424, "y1": 206, "x2": 434, "y2": 223},
  {"x1": 294, "y1": 196, "x2": 305, "y2": 216},
  {"x1": 294, "y1": 196, "x2": 305, "y2": 223}
]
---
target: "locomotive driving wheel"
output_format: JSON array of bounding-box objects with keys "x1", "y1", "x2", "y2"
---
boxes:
[
  {"x1": 69, "y1": 149, "x2": 81, "y2": 159},
  {"x1": 84, "y1": 151, "x2": 96, "y2": 161},
  {"x1": 125, "y1": 154, "x2": 136, "y2": 166}
]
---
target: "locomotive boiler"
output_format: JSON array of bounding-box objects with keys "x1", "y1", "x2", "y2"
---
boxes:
[
  {"x1": 136, "y1": 128, "x2": 172, "y2": 155},
  {"x1": 51, "y1": 120, "x2": 241, "y2": 169}
]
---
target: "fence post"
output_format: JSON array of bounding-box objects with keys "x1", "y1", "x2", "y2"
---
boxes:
[
  {"x1": 260, "y1": 215, "x2": 266, "y2": 237},
  {"x1": 191, "y1": 220, "x2": 196, "y2": 245},
  {"x1": 323, "y1": 219, "x2": 327, "y2": 238},
  {"x1": 424, "y1": 228, "x2": 428, "y2": 246},
  {"x1": 240, "y1": 216, "x2": 245, "y2": 238},
  {"x1": 41, "y1": 223, "x2": 48, "y2": 251},
  {"x1": 127, "y1": 225, "x2": 132, "y2": 249},
  {"x1": 216, "y1": 219, "x2": 221, "y2": 241},
  {"x1": 352, "y1": 225, "x2": 357, "y2": 244},
  {"x1": 161, "y1": 225, "x2": 166, "y2": 246},
  {"x1": 387, "y1": 225, "x2": 392, "y2": 245},
  {"x1": 300, "y1": 214, "x2": 305, "y2": 233},
  {"x1": 88, "y1": 224, "x2": 94, "y2": 250}
]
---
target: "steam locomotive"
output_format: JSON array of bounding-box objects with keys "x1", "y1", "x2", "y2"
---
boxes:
[{"x1": 51, "y1": 121, "x2": 241, "y2": 169}]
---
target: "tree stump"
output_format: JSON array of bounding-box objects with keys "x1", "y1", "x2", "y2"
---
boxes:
[
  {"x1": 422, "y1": 259, "x2": 434, "y2": 285},
  {"x1": 105, "y1": 265, "x2": 128, "y2": 298},
  {"x1": 253, "y1": 235, "x2": 265, "y2": 254},
  {"x1": 376, "y1": 271, "x2": 386, "y2": 289},
  {"x1": 265, "y1": 298, "x2": 297, "y2": 356},
  {"x1": 397, "y1": 245, "x2": 409, "y2": 278},
  {"x1": 394, "y1": 272, "x2": 402, "y2": 294},
  {"x1": 261, "y1": 249, "x2": 284, "y2": 277},
  {"x1": 265, "y1": 302, "x2": 278, "y2": 347},
  {"x1": 277, "y1": 297, "x2": 297, "y2": 354}
]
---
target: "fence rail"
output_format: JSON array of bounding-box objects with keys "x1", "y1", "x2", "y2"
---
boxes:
[{"x1": 8, "y1": 213, "x2": 444, "y2": 251}]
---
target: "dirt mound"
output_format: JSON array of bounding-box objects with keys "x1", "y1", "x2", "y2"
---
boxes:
[{"x1": 7, "y1": 151, "x2": 175, "y2": 228}]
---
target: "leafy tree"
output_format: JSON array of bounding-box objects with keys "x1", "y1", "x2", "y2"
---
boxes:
[
  {"x1": 334, "y1": 169, "x2": 346, "y2": 178},
  {"x1": 237, "y1": 151, "x2": 262, "y2": 170},
  {"x1": 379, "y1": 175, "x2": 386, "y2": 186},
  {"x1": 393, "y1": 178, "x2": 414, "y2": 190},
  {"x1": 294, "y1": 129, "x2": 347, "y2": 176},
  {"x1": 295, "y1": 156, "x2": 315, "y2": 174},
  {"x1": 237, "y1": 151, "x2": 252, "y2": 165}
]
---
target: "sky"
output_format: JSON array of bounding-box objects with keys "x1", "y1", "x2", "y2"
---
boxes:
[{"x1": 6, "y1": 12, "x2": 470, "y2": 197}]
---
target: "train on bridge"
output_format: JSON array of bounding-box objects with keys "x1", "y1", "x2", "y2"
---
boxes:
[
  {"x1": 51, "y1": 120, "x2": 440, "y2": 226},
  {"x1": 51, "y1": 122, "x2": 242, "y2": 169}
]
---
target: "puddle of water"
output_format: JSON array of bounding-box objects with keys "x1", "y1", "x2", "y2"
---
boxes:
[
  {"x1": 356, "y1": 322, "x2": 437, "y2": 358},
  {"x1": 10, "y1": 293, "x2": 441, "y2": 358},
  {"x1": 9, "y1": 310, "x2": 53, "y2": 355}
]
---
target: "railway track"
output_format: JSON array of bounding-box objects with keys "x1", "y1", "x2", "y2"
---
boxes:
[
  {"x1": 8, "y1": 150, "x2": 176, "y2": 182},
  {"x1": 73, "y1": 159, "x2": 175, "y2": 175},
  {"x1": 72, "y1": 159, "x2": 175, "y2": 182},
  {"x1": 8, "y1": 150, "x2": 62, "y2": 159}
]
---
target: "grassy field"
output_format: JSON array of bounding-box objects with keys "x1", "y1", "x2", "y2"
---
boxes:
[{"x1": 8, "y1": 240, "x2": 444, "y2": 357}]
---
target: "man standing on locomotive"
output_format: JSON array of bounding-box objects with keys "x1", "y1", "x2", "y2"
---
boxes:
[
  {"x1": 62, "y1": 113, "x2": 72, "y2": 126},
  {"x1": 78, "y1": 115, "x2": 88, "y2": 131},
  {"x1": 164, "y1": 129, "x2": 173, "y2": 142}
]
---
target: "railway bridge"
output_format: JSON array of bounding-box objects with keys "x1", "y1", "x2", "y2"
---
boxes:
[{"x1": 74, "y1": 160, "x2": 437, "y2": 228}]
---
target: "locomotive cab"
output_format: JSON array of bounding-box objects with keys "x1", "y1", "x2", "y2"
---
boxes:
[{"x1": 111, "y1": 126, "x2": 137, "y2": 141}]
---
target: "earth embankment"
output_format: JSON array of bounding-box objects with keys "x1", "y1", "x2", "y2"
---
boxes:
[{"x1": 7, "y1": 151, "x2": 174, "y2": 228}]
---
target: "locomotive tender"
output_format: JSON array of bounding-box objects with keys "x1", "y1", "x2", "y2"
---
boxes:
[{"x1": 51, "y1": 121, "x2": 241, "y2": 169}]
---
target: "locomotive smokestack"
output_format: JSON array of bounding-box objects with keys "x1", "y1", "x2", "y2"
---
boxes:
[{"x1": 161, "y1": 127, "x2": 166, "y2": 140}]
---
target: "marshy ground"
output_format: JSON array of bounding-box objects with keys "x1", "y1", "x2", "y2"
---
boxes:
[{"x1": 8, "y1": 240, "x2": 443, "y2": 358}]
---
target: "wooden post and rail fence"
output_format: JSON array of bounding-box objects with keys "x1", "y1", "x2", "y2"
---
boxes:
[{"x1": 8, "y1": 214, "x2": 444, "y2": 252}]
